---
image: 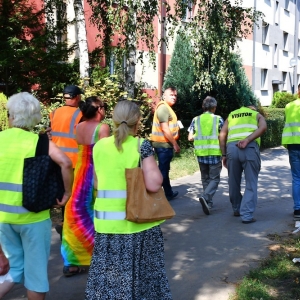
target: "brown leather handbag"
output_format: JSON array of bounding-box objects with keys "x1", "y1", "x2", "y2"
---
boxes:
[{"x1": 125, "y1": 138, "x2": 175, "y2": 223}]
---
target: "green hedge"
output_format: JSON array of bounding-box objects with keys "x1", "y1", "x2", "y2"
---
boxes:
[{"x1": 261, "y1": 108, "x2": 285, "y2": 149}]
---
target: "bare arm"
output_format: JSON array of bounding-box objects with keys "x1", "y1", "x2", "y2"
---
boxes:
[
  {"x1": 98, "y1": 123, "x2": 110, "y2": 140},
  {"x1": 219, "y1": 119, "x2": 229, "y2": 168},
  {"x1": 0, "y1": 244, "x2": 9, "y2": 276},
  {"x1": 161, "y1": 122, "x2": 180, "y2": 153},
  {"x1": 236, "y1": 113, "x2": 267, "y2": 149},
  {"x1": 48, "y1": 141, "x2": 74, "y2": 206},
  {"x1": 142, "y1": 155, "x2": 163, "y2": 192},
  {"x1": 188, "y1": 131, "x2": 194, "y2": 141}
]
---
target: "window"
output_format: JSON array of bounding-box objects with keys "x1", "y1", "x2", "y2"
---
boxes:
[
  {"x1": 283, "y1": 32, "x2": 288, "y2": 52},
  {"x1": 274, "y1": 44, "x2": 278, "y2": 67},
  {"x1": 274, "y1": 1, "x2": 279, "y2": 25},
  {"x1": 109, "y1": 54, "x2": 115, "y2": 75},
  {"x1": 282, "y1": 72, "x2": 287, "y2": 91},
  {"x1": 181, "y1": 0, "x2": 193, "y2": 22},
  {"x1": 261, "y1": 69, "x2": 268, "y2": 89},
  {"x1": 262, "y1": 21, "x2": 269, "y2": 45},
  {"x1": 284, "y1": 0, "x2": 289, "y2": 11}
]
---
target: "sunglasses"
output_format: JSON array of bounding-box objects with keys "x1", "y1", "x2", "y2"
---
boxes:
[{"x1": 97, "y1": 103, "x2": 108, "y2": 110}]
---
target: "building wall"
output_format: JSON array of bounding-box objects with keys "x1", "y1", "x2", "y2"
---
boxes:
[{"x1": 237, "y1": 0, "x2": 299, "y2": 106}]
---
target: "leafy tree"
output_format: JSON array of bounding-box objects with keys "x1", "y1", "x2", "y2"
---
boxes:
[
  {"x1": 173, "y1": 0, "x2": 262, "y2": 93},
  {"x1": 87, "y1": 0, "x2": 262, "y2": 100},
  {"x1": 163, "y1": 31, "x2": 201, "y2": 123},
  {"x1": 0, "y1": 0, "x2": 79, "y2": 100},
  {"x1": 212, "y1": 52, "x2": 259, "y2": 119}
]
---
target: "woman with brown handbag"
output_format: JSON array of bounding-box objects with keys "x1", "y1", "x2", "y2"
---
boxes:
[{"x1": 85, "y1": 100, "x2": 172, "y2": 300}]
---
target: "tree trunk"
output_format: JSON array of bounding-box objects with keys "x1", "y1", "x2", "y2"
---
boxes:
[{"x1": 73, "y1": 0, "x2": 89, "y2": 85}]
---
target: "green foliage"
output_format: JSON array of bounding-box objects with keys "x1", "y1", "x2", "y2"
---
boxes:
[
  {"x1": 163, "y1": 31, "x2": 201, "y2": 121},
  {"x1": 176, "y1": 0, "x2": 263, "y2": 93},
  {"x1": 0, "y1": 92, "x2": 8, "y2": 131},
  {"x1": 271, "y1": 91, "x2": 297, "y2": 108},
  {"x1": 0, "y1": 0, "x2": 79, "y2": 100},
  {"x1": 260, "y1": 108, "x2": 285, "y2": 149},
  {"x1": 212, "y1": 52, "x2": 259, "y2": 119}
]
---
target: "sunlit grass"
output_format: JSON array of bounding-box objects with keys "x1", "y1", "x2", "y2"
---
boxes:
[
  {"x1": 169, "y1": 148, "x2": 199, "y2": 180},
  {"x1": 232, "y1": 236, "x2": 300, "y2": 300}
]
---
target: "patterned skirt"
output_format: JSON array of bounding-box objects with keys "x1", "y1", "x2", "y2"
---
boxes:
[
  {"x1": 85, "y1": 225, "x2": 173, "y2": 300},
  {"x1": 61, "y1": 144, "x2": 95, "y2": 266}
]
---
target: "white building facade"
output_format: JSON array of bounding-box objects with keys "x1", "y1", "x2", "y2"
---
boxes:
[{"x1": 238, "y1": 0, "x2": 300, "y2": 106}]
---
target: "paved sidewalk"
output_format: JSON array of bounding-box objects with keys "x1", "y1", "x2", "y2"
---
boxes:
[{"x1": 3, "y1": 146, "x2": 295, "y2": 300}]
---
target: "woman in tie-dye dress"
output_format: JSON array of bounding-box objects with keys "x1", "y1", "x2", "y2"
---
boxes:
[{"x1": 61, "y1": 96, "x2": 110, "y2": 276}]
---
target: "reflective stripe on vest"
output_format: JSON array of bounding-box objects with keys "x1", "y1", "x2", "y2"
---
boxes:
[
  {"x1": 94, "y1": 211, "x2": 126, "y2": 220},
  {"x1": 151, "y1": 101, "x2": 179, "y2": 142},
  {"x1": 227, "y1": 107, "x2": 260, "y2": 145},
  {"x1": 282, "y1": 100, "x2": 300, "y2": 146},
  {"x1": 59, "y1": 147, "x2": 78, "y2": 153},
  {"x1": 51, "y1": 108, "x2": 81, "y2": 139},
  {"x1": 0, "y1": 182, "x2": 22, "y2": 192},
  {"x1": 96, "y1": 190, "x2": 127, "y2": 198},
  {"x1": 194, "y1": 115, "x2": 218, "y2": 141},
  {"x1": 0, "y1": 203, "x2": 28, "y2": 214},
  {"x1": 193, "y1": 114, "x2": 221, "y2": 156}
]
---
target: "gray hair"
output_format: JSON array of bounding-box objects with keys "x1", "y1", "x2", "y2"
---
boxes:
[
  {"x1": 7, "y1": 92, "x2": 41, "y2": 129},
  {"x1": 202, "y1": 96, "x2": 217, "y2": 111}
]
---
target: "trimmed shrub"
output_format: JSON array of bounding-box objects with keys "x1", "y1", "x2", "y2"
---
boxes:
[
  {"x1": 260, "y1": 108, "x2": 285, "y2": 149},
  {"x1": 271, "y1": 91, "x2": 297, "y2": 108}
]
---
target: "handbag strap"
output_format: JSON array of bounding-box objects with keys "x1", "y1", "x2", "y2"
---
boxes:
[
  {"x1": 137, "y1": 137, "x2": 142, "y2": 169},
  {"x1": 35, "y1": 134, "x2": 49, "y2": 156}
]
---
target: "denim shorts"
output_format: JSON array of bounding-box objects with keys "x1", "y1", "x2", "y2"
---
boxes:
[{"x1": 0, "y1": 219, "x2": 51, "y2": 292}]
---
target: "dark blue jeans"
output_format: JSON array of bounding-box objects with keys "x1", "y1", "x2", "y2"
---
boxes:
[
  {"x1": 155, "y1": 147, "x2": 174, "y2": 197},
  {"x1": 288, "y1": 149, "x2": 300, "y2": 210}
]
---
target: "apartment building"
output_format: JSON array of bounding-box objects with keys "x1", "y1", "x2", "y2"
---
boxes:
[
  {"x1": 238, "y1": 0, "x2": 300, "y2": 106},
  {"x1": 52, "y1": 0, "x2": 300, "y2": 105}
]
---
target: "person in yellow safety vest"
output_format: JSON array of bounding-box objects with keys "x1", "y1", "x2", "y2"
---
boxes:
[
  {"x1": 49, "y1": 85, "x2": 83, "y2": 239},
  {"x1": 219, "y1": 105, "x2": 267, "y2": 224},
  {"x1": 0, "y1": 92, "x2": 73, "y2": 300},
  {"x1": 85, "y1": 100, "x2": 172, "y2": 299},
  {"x1": 151, "y1": 85, "x2": 180, "y2": 201},
  {"x1": 282, "y1": 96, "x2": 300, "y2": 220},
  {"x1": 188, "y1": 96, "x2": 224, "y2": 215}
]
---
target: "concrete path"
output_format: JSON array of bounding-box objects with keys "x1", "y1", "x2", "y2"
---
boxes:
[{"x1": 3, "y1": 146, "x2": 295, "y2": 300}]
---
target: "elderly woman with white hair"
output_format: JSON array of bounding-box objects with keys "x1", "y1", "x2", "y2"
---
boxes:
[{"x1": 0, "y1": 92, "x2": 73, "y2": 300}]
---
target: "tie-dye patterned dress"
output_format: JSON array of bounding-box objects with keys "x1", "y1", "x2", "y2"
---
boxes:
[{"x1": 61, "y1": 124, "x2": 101, "y2": 267}]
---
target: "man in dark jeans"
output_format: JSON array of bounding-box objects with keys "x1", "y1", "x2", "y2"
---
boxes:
[{"x1": 151, "y1": 86, "x2": 180, "y2": 200}]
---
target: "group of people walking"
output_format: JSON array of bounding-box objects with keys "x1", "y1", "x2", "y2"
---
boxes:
[{"x1": 0, "y1": 83, "x2": 300, "y2": 300}]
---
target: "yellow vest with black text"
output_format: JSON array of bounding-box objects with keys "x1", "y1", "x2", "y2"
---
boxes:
[
  {"x1": 227, "y1": 107, "x2": 260, "y2": 145},
  {"x1": 0, "y1": 128, "x2": 49, "y2": 224},
  {"x1": 151, "y1": 101, "x2": 179, "y2": 143},
  {"x1": 93, "y1": 135, "x2": 163, "y2": 234},
  {"x1": 50, "y1": 106, "x2": 82, "y2": 168},
  {"x1": 193, "y1": 113, "x2": 221, "y2": 156},
  {"x1": 282, "y1": 99, "x2": 300, "y2": 146}
]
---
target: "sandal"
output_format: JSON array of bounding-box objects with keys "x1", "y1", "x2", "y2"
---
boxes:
[{"x1": 63, "y1": 266, "x2": 85, "y2": 277}]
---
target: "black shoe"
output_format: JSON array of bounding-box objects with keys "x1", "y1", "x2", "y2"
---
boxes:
[
  {"x1": 167, "y1": 191, "x2": 179, "y2": 201},
  {"x1": 242, "y1": 218, "x2": 256, "y2": 224},
  {"x1": 199, "y1": 197, "x2": 210, "y2": 215},
  {"x1": 294, "y1": 210, "x2": 300, "y2": 219},
  {"x1": 233, "y1": 211, "x2": 240, "y2": 217}
]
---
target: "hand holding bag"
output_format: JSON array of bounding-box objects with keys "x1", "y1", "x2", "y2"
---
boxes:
[
  {"x1": 22, "y1": 134, "x2": 65, "y2": 213},
  {"x1": 125, "y1": 138, "x2": 175, "y2": 223}
]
